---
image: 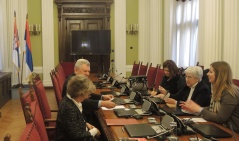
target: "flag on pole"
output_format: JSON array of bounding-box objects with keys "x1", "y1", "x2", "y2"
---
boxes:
[
  {"x1": 13, "y1": 11, "x2": 20, "y2": 70},
  {"x1": 24, "y1": 13, "x2": 33, "y2": 79}
]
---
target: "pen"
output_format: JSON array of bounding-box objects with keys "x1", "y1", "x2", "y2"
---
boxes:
[{"x1": 121, "y1": 127, "x2": 125, "y2": 133}]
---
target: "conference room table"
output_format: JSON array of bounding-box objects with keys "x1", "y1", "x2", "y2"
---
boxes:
[{"x1": 91, "y1": 75, "x2": 239, "y2": 141}]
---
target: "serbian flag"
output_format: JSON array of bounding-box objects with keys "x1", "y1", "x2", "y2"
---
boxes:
[
  {"x1": 24, "y1": 14, "x2": 33, "y2": 79},
  {"x1": 13, "y1": 11, "x2": 20, "y2": 70}
]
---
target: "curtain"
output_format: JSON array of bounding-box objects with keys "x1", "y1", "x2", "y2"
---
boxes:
[
  {"x1": 171, "y1": 0, "x2": 199, "y2": 68},
  {"x1": 164, "y1": 0, "x2": 199, "y2": 67},
  {"x1": 0, "y1": 0, "x2": 7, "y2": 71}
]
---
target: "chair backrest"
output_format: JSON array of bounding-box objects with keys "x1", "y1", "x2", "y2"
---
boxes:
[
  {"x1": 19, "y1": 83, "x2": 38, "y2": 124},
  {"x1": 60, "y1": 62, "x2": 75, "y2": 78},
  {"x1": 50, "y1": 70, "x2": 62, "y2": 107},
  {"x1": 32, "y1": 75, "x2": 52, "y2": 120},
  {"x1": 154, "y1": 68, "x2": 164, "y2": 89},
  {"x1": 54, "y1": 70, "x2": 65, "y2": 94},
  {"x1": 131, "y1": 61, "x2": 141, "y2": 76},
  {"x1": 138, "y1": 62, "x2": 148, "y2": 75},
  {"x1": 19, "y1": 122, "x2": 41, "y2": 141},
  {"x1": 146, "y1": 64, "x2": 159, "y2": 89},
  {"x1": 233, "y1": 79, "x2": 239, "y2": 87},
  {"x1": 55, "y1": 64, "x2": 66, "y2": 79},
  {"x1": 28, "y1": 100, "x2": 49, "y2": 141}
]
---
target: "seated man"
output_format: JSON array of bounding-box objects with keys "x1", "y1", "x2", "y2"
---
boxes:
[
  {"x1": 62, "y1": 59, "x2": 116, "y2": 125},
  {"x1": 156, "y1": 66, "x2": 211, "y2": 107}
]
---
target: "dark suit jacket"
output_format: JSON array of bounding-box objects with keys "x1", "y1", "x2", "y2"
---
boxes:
[
  {"x1": 55, "y1": 96, "x2": 95, "y2": 141},
  {"x1": 62, "y1": 73, "x2": 101, "y2": 110},
  {"x1": 170, "y1": 81, "x2": 211, "y2": 107}
]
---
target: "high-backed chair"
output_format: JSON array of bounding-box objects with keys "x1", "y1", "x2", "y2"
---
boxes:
[
  {"x1": 233, "y1": 79, "x2": 239, "y2": 87},
  {"x1": 131, "y1": 61, "x2": 141, "y2": 76},
  {"x1": 50, "y1": 70, "x2": 62, "y2": 107},
  {"x1": 19, "y1": 122, "x2": 41, "y2": 141},
  {"x1": 138, "y1": 62, "x2": 149, "y2": 75},
  {"x1": 146, "y1": 63, "x2": 159, "y2": 89},
  {"x1": 154, "y1": 68, "x2": 164, "y2": 90},
  {"x1": 31, "y1": 73, "x2": 57, "y2": 140},
  {"x1": 60, "y1": 62, "x2": 75, "y2": 78},
  {"x1": 19, "y1": 84, "x2": 55, "y2": 141},
  {"x1": 19, "y1": 103, "x2": 41, "y2": 141},
  {"x1": 54, "y1": 69, "x2": 65, "y2": 94}
]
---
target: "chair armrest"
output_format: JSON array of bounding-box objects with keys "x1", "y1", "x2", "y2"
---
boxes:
[
  {"x1": 45, "y1": 126, "x2": 56, "y2": 130},
  {"x1": 50, "y1": 109, "x2": 58, "y2": 112},
  {"x1": 44, "y1": 118, "x2": 56, "y2": 122}
]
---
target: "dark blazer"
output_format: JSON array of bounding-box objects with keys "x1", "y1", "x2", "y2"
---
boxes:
[
  {"x1": 55, "y1": 96, "x2": 95, "y2": 141},
  {"x1": 159, "y1": 74, "x2": 186, "y2": 95},
  {"x1": 62, "y1": 73, "x2": 101, "y2": 110},
  {"x1": 170, "y1": 81, "x2": 211, "y2": 107}
]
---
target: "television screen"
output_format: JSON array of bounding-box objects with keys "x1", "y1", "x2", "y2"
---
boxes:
[{"x1": 70, "y1": 30, "x2": 111, "y2": 55}]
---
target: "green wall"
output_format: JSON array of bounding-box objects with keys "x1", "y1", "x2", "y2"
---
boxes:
[
  {"x1": 126, "y1": 0, "x2": 138, "y2": 65},
  {"x1": 28, "y1": 0, "x2": 42, "y2": 67}
]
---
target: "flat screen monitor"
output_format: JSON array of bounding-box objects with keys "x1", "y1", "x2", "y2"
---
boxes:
[{"x1": 70, "y1": 30, "x2": 111, "y2": 55}]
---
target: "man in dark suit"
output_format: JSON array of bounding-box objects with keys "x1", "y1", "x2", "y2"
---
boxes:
[{"x1": 62, "y1": 59, "x2": 116, "y2": 125}]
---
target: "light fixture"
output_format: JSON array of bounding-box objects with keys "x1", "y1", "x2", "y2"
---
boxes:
[
  {"x1": 29, "y1": 24, "x2": 41, "y2": 36},
  {"x1": 126, "y1": 24, "x2": 138, "y2": 35}
]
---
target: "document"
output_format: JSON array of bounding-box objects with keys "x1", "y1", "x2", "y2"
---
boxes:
[
  {"x1": 183, "y1": 117, "x2": 207, "y2": 122},
  {"x1": 101, "y1": 105, "x2": 125, "y2": 110}
]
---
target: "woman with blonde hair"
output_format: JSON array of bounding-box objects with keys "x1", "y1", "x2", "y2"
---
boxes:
[
  {"x1": 56, "y1": 75, "x2": 101, "y2": 141},
  {"x1": 180, "y1": 61, "x2": 239, "y2": 132}
]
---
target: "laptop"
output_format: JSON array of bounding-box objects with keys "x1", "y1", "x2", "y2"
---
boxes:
[
  {"x1": 160, "y1": 106, "x2": 194, "y2": 116},
  {"x1": 189, "y1": 124, "x2": 232, "y2": 138},
  {"x1": 124, "y1": 123, "x2": 156, "y2": 137},
  {"x1": 113, "y1": 99, "x2": 152, "y2": 117},
  {"x1": 111, "y1": 91, "x2": 136, "y2": 105},
  {"x1": 149, "y1": 97, "x2": 166, "y2": 104},
  {"x1": 124, "y1": 115, "x2": 174, "y2": 138}
]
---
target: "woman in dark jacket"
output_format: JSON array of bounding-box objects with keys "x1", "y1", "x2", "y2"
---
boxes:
[
  {"x1": 151, "y1": 60, "x2": 185, "y2": 96},
  {"x1": 55, "y1": 75, "x2": 100, "y2": 141}
]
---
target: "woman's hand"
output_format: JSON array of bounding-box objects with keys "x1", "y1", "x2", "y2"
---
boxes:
[
  {"x1": 150, "y1": 91, "x2": 157, "y2": 96},
  {"x1": 154, "y1": 94, "x2": 165, "y2": 99},
  {"x1": 164, "y1": 98, "x2": 176, "y2": 105},
  {"x1": 86, "y1": 123, "x2": 95, "y2": 129},
  {"x1": 158, "y1": 86, "x2": 167, "y2": 94},
  {"x1": 179, "y1": 100, "x2": 202, "y2": 113}
]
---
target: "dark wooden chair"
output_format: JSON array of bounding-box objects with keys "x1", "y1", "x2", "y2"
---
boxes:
[
  {"x1": 50, "y1": 70, "x2": 62, "y2": 107},
  {"x1": 131, "y1": 61, "x2": 141, "y2": 76},
  {"x1": 138, "y1": 62, "x2": 149, "y2": 75},
  {"x1": 154, "y1": 68, "x2": 164, "y2": 90},
  {"x1": 146, "y1": 63, "x2": 159, "y2": 89}
]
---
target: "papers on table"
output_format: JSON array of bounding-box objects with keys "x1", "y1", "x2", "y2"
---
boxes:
[
  {"x1": 183, "y1": 117, "x2": 207, "y2": 122},
  {"x1": 101, "y1": 105, "x2": 125, "y2": 110}
]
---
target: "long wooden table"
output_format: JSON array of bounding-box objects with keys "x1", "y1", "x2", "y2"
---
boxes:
[{"x1": 91, "y1": 75, "x2": 239, "y2": 141}]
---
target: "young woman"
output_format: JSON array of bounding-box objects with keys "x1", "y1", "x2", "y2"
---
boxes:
[
  {"x1": 55, "y1": 75, "x2": 101, "y2": 141},
  {"x1": 151, "y1": 60, "x2": 185, "y2": 96},
  {"x1": 180, "y1": 61, "x2": 239, "y2": 132}
]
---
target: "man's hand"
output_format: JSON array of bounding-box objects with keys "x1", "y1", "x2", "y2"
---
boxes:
[
  {"x1": 101, "y1": 101, "x2": 116, "y2": 108},
  {"x1": 102, "y1": 94, "x2": 114, "y2": 100}
]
